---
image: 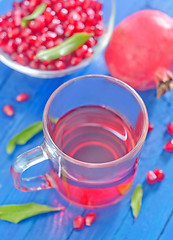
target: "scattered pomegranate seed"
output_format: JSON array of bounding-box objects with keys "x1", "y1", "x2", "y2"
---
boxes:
[
  {"x1": 146, "y1": 170, "x2": 157, "y2": 184},
  {"x1": 73, "y1": 216, "x2": 85, "y2": 230},
  {"x1": 148, "y1": 123, "x2": 154, "y2": 132},
  {"x1": 153, "y1": 169, "x2": 165, "y2": 181},
  {"x1": 167, "y1": 122, "x2": 173, "y2": 135},
  {"x1": 85, "y1": 213, "x2": 96, "y2": 226},
  {"x1": 164, "y1": 139, "x2": 173, "y2": 152},
  {"x1": 0, "y1": 0, "x2": 103, "y2": 70},
  {"x1": 16, "y1": 93, "x2": 29, "y2": 102},
  {"x1": 3, "y1": 105, "x2": 14, "y2": 117}
]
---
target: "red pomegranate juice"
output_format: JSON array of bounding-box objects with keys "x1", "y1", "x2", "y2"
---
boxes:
[{"x1": 51, "y1": 105, "x2": 137, "y2": 207}]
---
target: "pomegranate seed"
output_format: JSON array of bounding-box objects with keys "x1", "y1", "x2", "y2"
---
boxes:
[
  {"x1": 82, "y1": 0, "x2": 91, "y2": 10},
  {"x1": 54, "y1": 3, "x2": 63, "y2": 13},
  {"x1": 68, "y1": 11, "x2": 80, "y2": 24},
  {"x1": 55, "y1": 60, "x2": 66, "y2": 70},
  {"x1": 71, "y1": 56, "x2": 82, "y2": 66},
  {"x1": 76, "y1": 0, "x2": 84, "y2": 7},
  {"x1": 17, "y1": 42, "x2": 28, "y2": 53},
  {"x1": 39, "y1": 63, "x2": 47, "y2": 70},
  {"x1": 58, "y1": 8, "x2": 68, "y2": 21},
  {"x1": 55, "y1": 25, "x2": 64, "y2": 37},
  {"x1": 44, "y1": 8, "x2": 55, "y2": 24},
  {"x1": 146, "y1": 170, "x2": 157, "y2": 184},
  {"x1": 85, "y1": 213, "x2": 96, "y2": 226},
  {"x1": 7, "y1": 40, "x2": 17, "y2": 54},
  {"x1": 16, "y1": 93, "x2": 29, "y2": 102},
  {"x1": 13, "y1": 1, "x2": 21, "y2": 9},
  {"x1": 65, "y1": 24, "x2": 74, "y2": 37},
  {"x1": 47, "y1": 64, "x2": 56, "y2": 70},
  {"x1": 27, "y1": 35, "x2": 37, "y2": 45},
  {"x1": 41, "y1": 27, "x2": 48, "y2": 34},
  {"x1": 76, "y1": 45, "x2": 88, "y2": 58},
  {"x1": 26, "y1": 50, "x2": 35, "y2": 60},
  {"x1": 30, "y1": 60, "x2": 39, "y2": 69},
  {"x1": 164, "y1": 139, "x2": 173, "y2": 152},
  {"x1": 86, "y1": 8, "x2": 95, "y2": 25},
  {"x1": 94, "y1": 2, "x2": 102, "y2": 11},
  {"x1": 63, "y1": 0, "x2": 76, "y2": 10},
  {"x1": 75, "y1": 21, "x2": 85, "y2": 32},
  {"x1": 45, "y1": 40, "x2": 55, "y2": 49},
  {"x1": 80, "y1": 12, "x2": 87, "y2": 22},
  {"x1": 11, "y1": 52, "x2": 18, "y2": 60},
  {"x1": 48, "y1": 18, "x2": 60, "y2": 30},
  {"x1": 15, "y1": 37, "x2": 22, "y2": 46},
  {"x1": 85, "y1": 26, "x2": 94, "y2": 33},
  {"x1": 95, "y1": 24, "x2": 104, "y2": 36},
  {"x1": 85, "y1": 48, "x2": 93, "y2": 58},
  {"x1": 54, "y1": 38, "x2": 63, "y2": 46},
  {"x1": 167, "y1": 122, "x2": 173, "y2": 135},
  {"x1": 8, "y1": 28, "x2": 20, "y2": 38},
  {"x1": 45, "y1": 31, "x2": 57, "y2": 41},
  {"x1": 153, "y1": 169, "x2": 165, "y2": 181},
  {"x1": 86, "y1": 37, "x2": 96, "y2": 47},
  {"x1": 0, "y1": 32, "x2": 8, "y2": 46},
  {"x1": 16, "y1": 53, "x2": 28, "y2": 65},
  {"x1": 3, "y1": 105, "x2": 14, "y2": 117},
  {"x1": 20, "y1": 28, "x2": 31, "y2": 37},
  {"x1": 148, "y1": 123, "x2": 154, "y2": 132},
  {"x1": 73, "y1": 216, "x2": 85, "y2": 230}
]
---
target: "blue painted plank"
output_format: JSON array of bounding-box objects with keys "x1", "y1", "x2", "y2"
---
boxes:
[
  {"x1": 159, "y1": 212, "x2": 173, "y2": 240},
  {"x1": 0, "y1": 62, "x2": 12, "y2": 87}
]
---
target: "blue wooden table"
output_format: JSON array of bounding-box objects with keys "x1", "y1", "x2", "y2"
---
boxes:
[{"x1": 0, "y1": 0, "x2": 173, "y2": 239}]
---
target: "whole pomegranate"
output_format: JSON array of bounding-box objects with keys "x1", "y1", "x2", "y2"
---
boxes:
[{"x1": 105, "y1": 10, "x2": 173, "y2": 96}]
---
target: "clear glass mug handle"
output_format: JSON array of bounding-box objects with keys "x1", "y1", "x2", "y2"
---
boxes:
[{"x1": 11, "y1": 143, "x2": 53, "y2": 191}]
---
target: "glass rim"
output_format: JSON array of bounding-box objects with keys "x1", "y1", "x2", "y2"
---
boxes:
[{"x1": 43, "y1": 74, "x2": 148, "y2": 168}]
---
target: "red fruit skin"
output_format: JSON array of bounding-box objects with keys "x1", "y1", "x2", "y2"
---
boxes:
[
  {"x1": 16, "y1": 93, "x2": 29, "y2": 102},
  {"x1": 167, "y1": 122, "x2": 173, "y2": 135},
  {"x1": 85, "y1": 213, "x2": 96, "y2": 226},
  {"x1": 146, "y1": 170, "x2": 157, "y2": 184},
  {"x1": 148, "y1": 123, "x2": 154, "y2": 132},
  {"x1": 73, "y1": 216, "x2": 85, "y2": 230},
  {"x1": 164, "y1": 139, "x2": 173, "y2": 152},
  {"x1": 105, "y1": 10, "x2": 173, "y2": 90},
  {"x1": 153, "y1": 169, "x2": 165, "y2": 181},
  {"x1": 2, "y1": 105, "x2": 14, "y2": 117}
]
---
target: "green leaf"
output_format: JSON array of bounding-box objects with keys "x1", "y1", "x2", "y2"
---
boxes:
[
  {"x1": 0, "y1": 203, "x2": 64, "y2": 223},
  {"x1": 36, "y1": 32, "x2": 92, "y2": 61},
  {"x1": 7, "y1": 121, "x2": 43, "y2": 154},
  {"x1": 131, "y1": 185, "x2": 143, "y2": 220},
  {"x1": 21, "y1": 3, "x2": 47, "y2": 27}
]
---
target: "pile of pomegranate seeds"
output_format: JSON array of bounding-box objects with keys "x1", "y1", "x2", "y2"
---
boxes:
[
  {"x1": 73, "y1": 212, "x2": 96, "y2": 230},
  {"x1": 146, "y1": 169, "x2": 165, "y2": 184},
  {"x1": 0, "y1": 0, "x2": 103, "y2": 70}
]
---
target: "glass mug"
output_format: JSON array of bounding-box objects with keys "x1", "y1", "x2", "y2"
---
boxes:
[{"x1": 11, "y1": 75, "x2": 148, "y2": 208}]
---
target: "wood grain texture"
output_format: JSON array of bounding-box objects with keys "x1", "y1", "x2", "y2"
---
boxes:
[{"x1": 0, "y1": 0, "x2": 173, "y2": 239}]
